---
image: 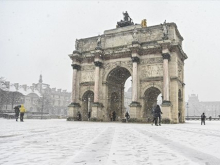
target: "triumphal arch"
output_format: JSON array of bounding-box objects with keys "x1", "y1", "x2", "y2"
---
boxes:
[{"x1": 68, "y1": 12, "x2": 187, "y2": 123}]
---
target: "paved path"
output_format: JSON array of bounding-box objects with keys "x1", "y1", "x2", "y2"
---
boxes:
[{"x1": 0, "y1": 119, "x2": 220, "y2": 165}]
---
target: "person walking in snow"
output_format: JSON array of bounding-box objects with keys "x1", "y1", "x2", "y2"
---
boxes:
[
  {"x1": 77, "y1": 111, "x2": 81, "y2": 121},
  {"x1": 155, "y1": 105, "x2": 162, "y2": 126},
  {"x1": 112, "y1": 111, "x2": 116, "y2": 121},
  {"x1": 14, "y1": 105, "x2": 21, "y2": 122},
  {"x1": 125, "y1": 111, "x2": 130, "y2": 123},
  {"x1": 201, "y1": 113, "x2": 206, "y2": 125},
  {"x1": 19, "y1": 104, "x2": 26, "y2": 122}
]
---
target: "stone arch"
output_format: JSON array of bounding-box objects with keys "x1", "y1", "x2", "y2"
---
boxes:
[
  {"x1": 106, "y1": 66, "x2": 131, "y2": 120},
  {"x1": 81, "y1": 90, "x2": 94, "y2": 121},
  {"x1": 143, "y1": 87, "x2": 162, "y2": 119},
  {"x1": 141, "y1": 84, "x2": 162, "y2": 98},
  {"x1": 103, "y1": 63, "x2": 132, "y2": 82}
]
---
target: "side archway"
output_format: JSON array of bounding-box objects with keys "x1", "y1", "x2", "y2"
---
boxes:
[
  {"x1": 143, "y1": 87, "x2": 162, "y2": 119},
  {"x1": 81, "y1": 90, "x2": 94, "y2": 121}
]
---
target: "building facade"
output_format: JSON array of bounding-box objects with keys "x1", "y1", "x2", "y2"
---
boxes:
[
  {"x1": 68, "y1": 13, "x2": 187, "y2": 123},
  {"x1": 1, "y1": 75, "x2": 71, "y2": 117},
  {"x1": 187, "y1": 94, "x2": 220, "y2": 118}
]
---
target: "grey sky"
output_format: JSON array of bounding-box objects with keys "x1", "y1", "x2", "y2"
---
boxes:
[{"x1": 1, "y1": 1, "x2": 220, "y2": 101}]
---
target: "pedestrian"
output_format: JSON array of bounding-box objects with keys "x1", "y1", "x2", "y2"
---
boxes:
[
  {"x1": 201, "y1": 112, "x2": 206, "y2": 125},
  {"x1": 155, "y1": 105, "x2": 162, "y2": 126},
  {"x1": 113, "y1": 111, "x2": 116, "y2": 121},
  {"x1": 14, "y1": 105, "x2": 21, "y2": 122},
  {"x1": 151, "y1": 105, "x2": 157, "y2": 125},
  {"x1": 77, "y1": 111, "x2": 81, "y2": 121},
  {"x1": 209, "y1": 116, "x2": 212, "y2": 121},
  {"x1": 88, "y1": 111, "x2": 91, "y2": 121},
  {"x1": 19, "y1": 104, "x2": 26, "y2": 122},
  {"x1": 125, "y1": 111, "x2": 130, "y2": 122}
]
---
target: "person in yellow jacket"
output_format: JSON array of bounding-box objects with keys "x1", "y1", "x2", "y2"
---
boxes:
[{"x1": 19, "y1": 104, "x2": 26, "y2": 122}]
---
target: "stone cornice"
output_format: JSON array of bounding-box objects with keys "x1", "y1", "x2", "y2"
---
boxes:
[
  {"x1": 170, "y1": 44, "x2": 188, "y2": 60},
  {"x1": 69, "y1": 51, "x2": 82, "y2": 63}
]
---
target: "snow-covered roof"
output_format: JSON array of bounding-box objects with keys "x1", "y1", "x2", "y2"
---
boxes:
[{"x1": 7, "y1": 84, "x2": 42, "y2": 97}]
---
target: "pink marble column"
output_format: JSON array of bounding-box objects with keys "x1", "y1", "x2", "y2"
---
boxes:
[
  {"x1": 131, "y1": 57, "x2": 139, "y2": 102},
  {"x1": 162, "y1": 53, "x2": 170, "y2": 101},
  {"x1": 71, "y1": 64, "x2": 80, "y2": 103},
  {"x1": 94, "y1": 61, "x2": 102, "y2": 103}
]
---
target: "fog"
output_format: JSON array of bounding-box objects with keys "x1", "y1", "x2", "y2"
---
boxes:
[{"x1": 1, "y1": 1, "x2": 220, "y2": 101}]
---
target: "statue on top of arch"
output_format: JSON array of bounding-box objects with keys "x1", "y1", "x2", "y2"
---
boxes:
[{"x1": 117, "y1": 11, "x2": 134, "y2": 28}]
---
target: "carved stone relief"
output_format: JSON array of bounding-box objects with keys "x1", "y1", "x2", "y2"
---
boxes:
[
  {"x1": 140, "y1": 57, "x2": 163, "y2": 64},
  {"x1": 141, "y1": 64, "x2": 163, "y2": 78},
  {"x1": 81, "y1": 72, "x2": 95, "y2": 82}
]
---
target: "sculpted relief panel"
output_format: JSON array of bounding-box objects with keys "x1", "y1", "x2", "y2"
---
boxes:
[
  {"x1": 141, "y1": 64, "x2": 163, "y2": 78},
  {"x1": 81, "y1": 72, "x2": 94, "y2": 82}
]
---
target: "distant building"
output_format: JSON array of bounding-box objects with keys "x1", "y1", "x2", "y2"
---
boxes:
[
  {"x1": 1, "y1": 75, "x2": 71, "y2": 117},
  {"x1": 187, "y1": 94, "x2": 220, "y2": 118},
  {"x1": 124, "y1": 87, "x2": 132, "y2": 112}
]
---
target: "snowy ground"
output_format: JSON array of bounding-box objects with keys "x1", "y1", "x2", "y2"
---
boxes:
[{"x1": 0, "y1": 119, "x2": 220, "y2": 165}]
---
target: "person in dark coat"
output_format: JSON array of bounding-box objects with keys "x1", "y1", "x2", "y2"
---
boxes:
[
  {"x1": 155, "y1": 105, "x2": 162, "y2": 126},
  {"x1": 201, "y1": 113, "x2": 206, "y2": 125},
  {"x1": 77, "y1": 111, "x2": 81, "y2": 121},
  {"x1": 112, "y1": 111, "x2": 116, "y2": 121},
  {"x1": 14, "y1": 105, "x2": 21, "y2": 122},
  {"x1": 88, "y1": 111, "x2": 91, "y2": 121},
  {"x1": 125, "y1": 111, "x2": 130, "y2": 122},
  {"x1": 151, "y1": 105, "x2": 157, "y2": 125}
]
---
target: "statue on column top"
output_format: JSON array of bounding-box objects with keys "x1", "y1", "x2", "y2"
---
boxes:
[
  {"x1": 162, "y1": 20, "x2": 168, "y2": 40},
  {"x1": 75, "y1": 39, "x2": 79, "y2": 50},
  {"x1": 97, "y1": 35, "x2": 101, "y2": 48}
]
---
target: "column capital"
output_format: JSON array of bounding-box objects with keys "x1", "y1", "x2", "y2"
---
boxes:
[
  {"x1": 94, "y1": 61, "x2": 103, "y2": 67},
  {"x1": 71, "y1": 64, "x2": 81, "y2": 70},
  {"x1": 131, "y1": 57, "x2": 140, "y2": 63},
  {"x1": 162, "y1": 53, "x2": 170, "y2": 60}
]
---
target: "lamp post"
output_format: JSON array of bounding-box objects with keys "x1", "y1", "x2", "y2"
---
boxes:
[{"x1": 187, "y1": 102, "x2": 189, "y2": 118}]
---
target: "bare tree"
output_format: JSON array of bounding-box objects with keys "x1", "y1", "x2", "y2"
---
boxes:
[{"x1": 37, "y1": 88, "x2": 53, "y2": 119}]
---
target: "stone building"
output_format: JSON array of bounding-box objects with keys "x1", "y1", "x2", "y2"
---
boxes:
[
  {"x1": 1, "y1": 75, "x2": 71, "y2": 117},
  {"x1": 187, "y1": 94, "x2": 220, "y2": 118},
  {"x1": 68, "y1": 13, "x2": 187, "y2": 123}
]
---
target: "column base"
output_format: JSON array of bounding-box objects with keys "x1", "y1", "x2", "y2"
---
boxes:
[
  {"x1": 161, "y1": 101, "x2": 171, "y2": 122},
  {"x1": 129, "y1": 102, "x2": 142, "y2": 118},
  {"x1": 162, "y1": 100, "x2": 171, "y2": 106},
  {"x1": 67, "y1": 102, "x2": 81, "y2": 120},
  {"x1": 91, "y1": 102, "x2": 104, "y2": 120}
]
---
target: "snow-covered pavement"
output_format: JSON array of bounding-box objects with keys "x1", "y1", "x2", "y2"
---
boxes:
[{"x1": 0, "y1": 119, "x2": 220, "y2": 165}]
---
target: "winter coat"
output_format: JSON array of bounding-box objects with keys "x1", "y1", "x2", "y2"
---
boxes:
[
  {"x1": 155, "y1": 105, "x2": 162, "y2": 114},
  {"x1": 201, "y1": 114, "x2": 206, "y2": 120},
  {"x1": 19, "y1": 105, "x2": 26, "y2": 113},
  {"x1": 14, "y1": 105, "x2": 21, "y2": 114}
]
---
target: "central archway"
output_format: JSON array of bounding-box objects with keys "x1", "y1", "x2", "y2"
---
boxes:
[{"x1": 106, "y1": 67, "x2": 131, "y2": 121}]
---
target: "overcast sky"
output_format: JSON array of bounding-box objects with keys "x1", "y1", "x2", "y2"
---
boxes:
[{"x1": 1, "y1": 1, "x2": 220, "y2": 101}]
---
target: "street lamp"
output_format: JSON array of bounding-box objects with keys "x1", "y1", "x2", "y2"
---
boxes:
[{"x1": 187, "y1": 102, "x2": 189, "y2": 118}]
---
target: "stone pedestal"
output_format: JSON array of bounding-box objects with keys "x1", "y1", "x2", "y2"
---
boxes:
[
  {"x1": 161, "y1": 101, "x2": 171, "y2": 120},
  {"x1": 68, "y1": 103, "x2": 80, "y2": 118},
  {"x1": 129, "y1": 102, "x2": 141, "y2": 118},
  {"x1": 91, "y1": 103, "x2": 103, "y2": 119}
]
